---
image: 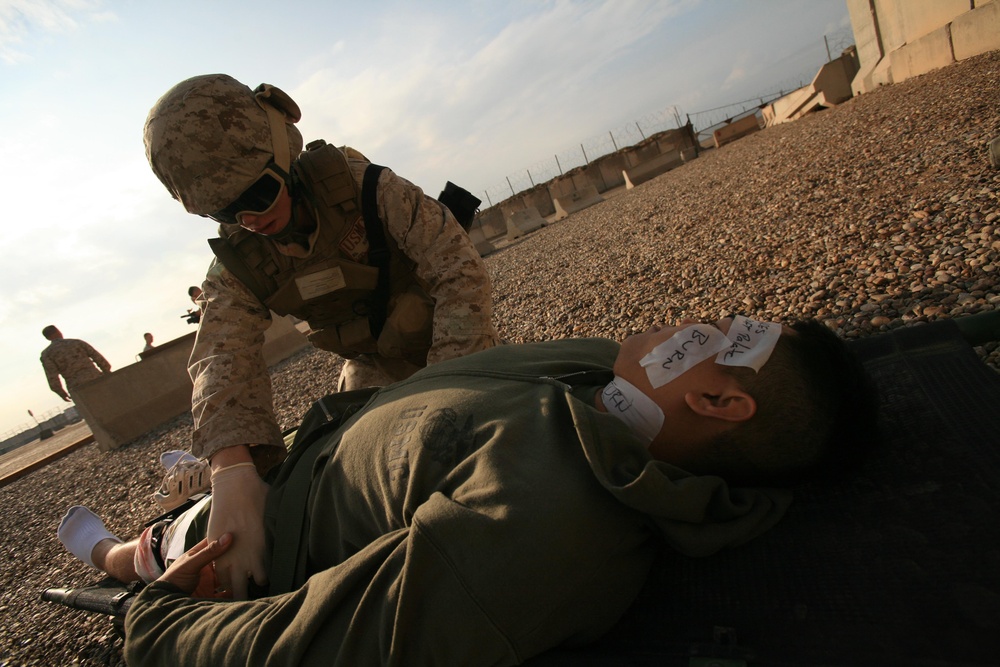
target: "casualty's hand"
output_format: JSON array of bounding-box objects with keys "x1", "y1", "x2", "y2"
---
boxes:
[
  {"x1": 207, "y1": 460, "x2": 270, "y2": 600},
  {"x1": 159, "y1": 534, "x2": 232, "y2": 595}
]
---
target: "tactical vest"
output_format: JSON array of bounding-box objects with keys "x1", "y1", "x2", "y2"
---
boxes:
[{"x1": 208, "y1": 142, "x2": 433, "y2": 363}]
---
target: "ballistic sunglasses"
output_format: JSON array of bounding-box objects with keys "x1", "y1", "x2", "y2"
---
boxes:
[{"x1": 208, "y1": 165, "x2": 288, "y2": 225}]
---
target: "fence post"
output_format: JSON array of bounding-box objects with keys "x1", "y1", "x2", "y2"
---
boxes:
[
  {"x1": 506, "y1": 176, "x2": 515, "y2": 197},
  {"x1": 484, "y1": 191, "x2": 492, "y2": 207},
  {"x1": 609, "y1": 131, "x2": 618, "y2": 152},
  {"x1": 636, "y1": 122, "x2": 645, "y2": 140},
  {"x1": 527, "y1": 169, "x2": 534, "y2": 187},
  {"x1": 581, "y1": 144, "x2": 588, "y2": 164},
  {"x1": 555, "y1": 154, "x2": 562, "y2": 175}
]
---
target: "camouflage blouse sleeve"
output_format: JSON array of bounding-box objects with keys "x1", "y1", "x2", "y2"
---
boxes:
[
  {"x1": 369, "y1": 165, "x2": 499, "y2": 364},
  {"x1": 188, "y1": 260, "x2": 286, "y2": 473},
  {"x1": 82, "y1": 341, "x2": 111, "y2": 373},
  {"x1": 40, "y1": 351, "x2": 67, "y2": 398}
]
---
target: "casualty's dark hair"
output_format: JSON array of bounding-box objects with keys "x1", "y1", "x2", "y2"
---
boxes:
[
  {"x1": 709, "y1": 319, "x2": 880, "y2": 487},
  {"x1": 187, "y1": 286, "x2": 201, "y2": 297},
  {"x1": 41, "y1": 325, "x2": 59, "y2": 340}
]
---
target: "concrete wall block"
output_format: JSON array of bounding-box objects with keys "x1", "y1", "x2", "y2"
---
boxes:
[
  {"x1": 474, "y1": 208, "x2": 507, "y2": 239},
  {"x1": 72, "y1": 316, "x2": 309, "y2": 451},
  {"x1": 547, "y1": 175, "x2": 578, "y2": 202},
  {"x1": 713, "y1": 115, "x2": 762, "y2": 148},
  {"x1": 553, "y1": 185, "x2": 604, "y2": 220},
  {"x1": 506, "y1": 207, "x2": 546, "y2": 241},
  {"x1": 889, "y1": 24, "x2": 955, "y2": 82},
  {"x1": 896, "y1": 0, "x2": 968, "y2": 44},
  {"x1": 952, "y1": 0, "x2": 1000, "y2": 61},
  {"x1": 522, "y1": 187, "x2": 556, "y2": 218},
  {"x1": 873, "y1": 0, "x2": 908, "y2": 53},
  {"x1": 848, "y1": 0, "x2": 883, "y2": 77},
  {"x1": 655, "y1": 140, "x2": 677, "y2": 154},
  {"x1": 624, "y1": 150, "x2": 684, "y2": 187},
  {"x1": 597, "y1": 153, "x2": 628, "y2": 191},
  {"x1": 72, "y1": 332, "x2": 196, "y2": 451},
  {"x1": 573, "y1": 170, "x2": 598, "y2": 193},
  {"x1": 468, "y1": 225, "x2": 496, "y2": 256},
  {"x1": 812, "y1": 56, "x2": 856, "y2": 105}
]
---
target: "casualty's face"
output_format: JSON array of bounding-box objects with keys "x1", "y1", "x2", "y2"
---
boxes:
[
  {"x1": 615, "y1": 318, "x2": 733, "y2": 379},
  {"x1": 615, "y1": 316, "x2": 784, "y2": 396}
]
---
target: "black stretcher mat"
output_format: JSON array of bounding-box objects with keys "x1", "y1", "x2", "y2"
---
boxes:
[{"x1": 529, "y1": 316, "x2": 1000, "y2": 666}]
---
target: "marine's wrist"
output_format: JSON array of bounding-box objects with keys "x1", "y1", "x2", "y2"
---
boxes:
[{"x1": 209, "y1": 444, "x2": 254, "y2": 472}]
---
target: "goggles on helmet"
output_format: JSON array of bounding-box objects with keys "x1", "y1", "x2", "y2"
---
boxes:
[{"x1": 208, "y1": 164, "x2": 289, "y2": 225}]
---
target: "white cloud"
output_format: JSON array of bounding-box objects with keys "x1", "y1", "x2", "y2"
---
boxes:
[{"x1": 0, "y1": 0, "x2": 109, "y2": 63}]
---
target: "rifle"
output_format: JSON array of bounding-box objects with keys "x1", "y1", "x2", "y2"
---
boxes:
[{"x1": 41, "y1": 578, "x2": 142, "y2": 638}]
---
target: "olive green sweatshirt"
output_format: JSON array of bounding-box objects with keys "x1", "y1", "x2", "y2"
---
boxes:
[{"x1": 124, "y1": 339, "x2": 790, "y2": 666}]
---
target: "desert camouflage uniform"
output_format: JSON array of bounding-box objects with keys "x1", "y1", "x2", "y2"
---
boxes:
[
  {"x1": 189, "y1": 157, "x2": 499, "y2": 471},
  {"x1": 40, "y1": 338, "x2": 111, "y2": 399}
]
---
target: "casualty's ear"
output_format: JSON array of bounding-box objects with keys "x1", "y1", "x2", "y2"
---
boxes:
[{"x1": 684, "y1": 388, "x2": 756, "y2": 423}]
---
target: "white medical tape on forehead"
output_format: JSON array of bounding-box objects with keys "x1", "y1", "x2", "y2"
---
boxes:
[
  {"x1": 601, "y1": 377, "x2": 665, "y2": 445},
  {"x1": 715, "y1": 315, "x2": 781, "y2": 372},
  {"x1": 640, "y1": 323, "x2": 732, "y2": 389}
]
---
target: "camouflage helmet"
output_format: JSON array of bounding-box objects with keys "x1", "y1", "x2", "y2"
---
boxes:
[{"x1": 143, "y1": 73, "x2": 304, "y2": 215}]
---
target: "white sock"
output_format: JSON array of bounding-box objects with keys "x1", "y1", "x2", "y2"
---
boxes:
[{"x1": 57, "y1": 506, "x2": 121, "y2": 569}]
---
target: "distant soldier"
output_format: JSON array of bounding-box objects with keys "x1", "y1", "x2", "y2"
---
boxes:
[{"x1": 39, "y1": 326, "x2": 111, "y2": 402}]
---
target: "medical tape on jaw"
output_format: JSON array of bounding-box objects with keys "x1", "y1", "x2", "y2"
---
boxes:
[
  {"x1": 601, "y1": 376, "x2": 664, "y2": 445},
  {"x1": 715, "y1": 315, "x2": 781, "y2": 372},
  {"x1": 640, "y1": 323, "x2": 732, "y2": 389}
]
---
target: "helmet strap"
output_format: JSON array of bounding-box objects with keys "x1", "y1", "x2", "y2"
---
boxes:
[{"x1": 260, "y1": 101, "x2": 291, "y2": 173}]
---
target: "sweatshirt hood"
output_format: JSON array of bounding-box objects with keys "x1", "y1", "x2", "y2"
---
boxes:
[{"x1": 568, "y1": 391, "x2": 792, "y2": 557}]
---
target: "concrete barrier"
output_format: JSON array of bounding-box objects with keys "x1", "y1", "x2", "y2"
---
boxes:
[
  {"x1": 623, "y1": 149, "x2": 684, "y2": 189},
  {"x1": 74, "y1": 315, "x2": 310, "y2": 451},
  {"x1": 506, "y1": 207, "x2": 547, "y2": 240},
  {"x1": 713, "y1": 114, "x2": 761, "y2": 148},
  {"x1": 473, "y1": 208, "x2": 507, "y2": 240},
  {"x1": 552, "y1": 185, "x2": 604, "y2": 220},
  {"x1": 952, "y1": 0, "x2": 1000, "y2": 61},
  {"x1": 468, "y1": 224, "x2": 496, "y2": 255},
  {"x1": 848, "y1": 0, "x2": 993, "y2": 94},
  {"x1": 889, "y1": 24, "x2": 955, "y2": 82}
]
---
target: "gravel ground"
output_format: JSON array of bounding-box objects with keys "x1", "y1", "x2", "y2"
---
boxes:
[{"x1": 1, "y1": 50, "x2": 997, "y2": 666}]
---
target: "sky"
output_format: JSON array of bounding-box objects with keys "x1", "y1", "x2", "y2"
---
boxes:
[{"x1": 0, "y1": 0, "x2": 852, "y2": 438}]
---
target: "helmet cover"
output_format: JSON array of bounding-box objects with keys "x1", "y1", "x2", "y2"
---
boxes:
[{"x1": 143, "y1": 73, "x2": 303, "y2": 214}]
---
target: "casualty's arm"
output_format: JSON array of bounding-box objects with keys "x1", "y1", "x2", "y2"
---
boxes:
[
  {"x1": 124, "y1": 493, "x2": 649, "y2": 666},
  {"x1": 374, "y1": 167, "x2": 499, "y2": 364}
]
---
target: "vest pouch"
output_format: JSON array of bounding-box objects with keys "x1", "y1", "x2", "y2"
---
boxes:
[
  {"x1": 307, "y1": 318, "x2": 379, "y2": 356},
  {"x1": 377, "y1": 286, "x2": 434, "y2": 365},
  {"x1": 264, "y1": 258, "x2": 379, "y2": 315}
]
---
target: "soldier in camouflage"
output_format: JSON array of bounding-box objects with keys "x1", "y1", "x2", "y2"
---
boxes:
[
  {"x1": 39, "y1": 325, "x2": 111, "y2": 401},
  {"x1": 143, "y1": 73, "x2": 499, "y2": 599}
]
